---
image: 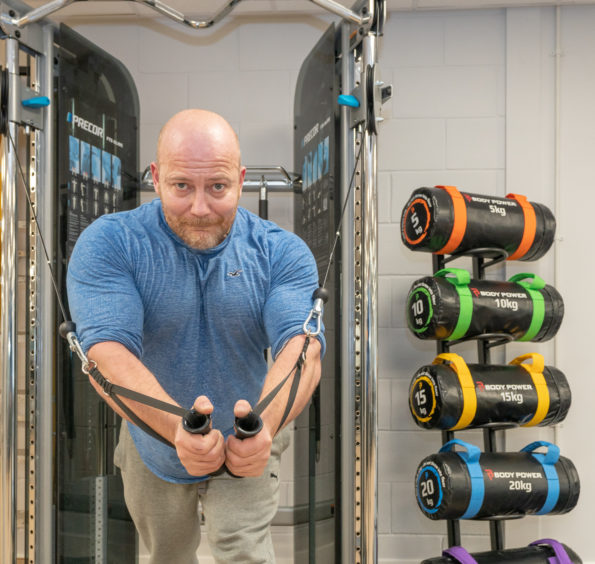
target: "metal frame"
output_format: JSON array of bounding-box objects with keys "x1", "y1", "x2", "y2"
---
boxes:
[
  {"x1": 1, "y1": 36, "x2": 20, "y2": 564},
  {"x1": 340, "y1": 19, "x2": 357, "y2": 562},
  {"x1": 0, "y1": 1, "x2": 384, "y2": 562},
  {"x1": 360, "y1": 30, "x2": 379, "y2": 564},
  {"x1": 0, "y1": 12, "x2": 55, "y2": 563},
  {"x1": 36, "y1": 25, "x2": 55, "y2": 562},
  {"x1": 338, "y1": 4, "x2": 384, "y2": 562},
  {"x1": 26, "y1": 123, "x2": 40, "y2": 564},
  {"x1": 142, "y1": 164, "x2": 300, "y2": 193},
  {"x1": 0, "y1": 0, "x2": 370, "y2": 29}
]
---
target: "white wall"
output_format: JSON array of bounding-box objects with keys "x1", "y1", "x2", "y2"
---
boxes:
[
  {"x1": 540, "y1": 5, "x2": 595, "y2": 555},
  {"x1": 378, "y1": 9, "x2": 508, "y2": 561},
  {"x1": 64, "y1": 6, "x2": 595, "y2": 562}
]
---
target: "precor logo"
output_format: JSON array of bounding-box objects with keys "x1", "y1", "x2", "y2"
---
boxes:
[{"x1": 68, "y1": 112, "x2": 104, "y2": 139}]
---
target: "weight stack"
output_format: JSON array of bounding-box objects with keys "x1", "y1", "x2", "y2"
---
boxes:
[
  {"x1": 406, "y1": 268, "x2": 563, "y2": 342},
  {"x1": 400, "y1": 186, "x2": 556, "y2": 260},
  {"x1": 421, "y1": 538, "x2": 582, "y2": 564},
  {"x1": 408, "y1": 353, "x2": 571, "y2": 431},
  {"x1": 415, "y1": 440, "x2": 579, "y2": 520}
]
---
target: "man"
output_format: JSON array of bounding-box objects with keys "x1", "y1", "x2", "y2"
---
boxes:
[{"x1": 67, "y1": 109, "x2": 324, "y2": 563}]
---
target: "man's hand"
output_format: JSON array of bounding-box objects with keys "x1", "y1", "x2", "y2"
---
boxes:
[
  {"x1": 224, "y1": 400, "x2": 272, "y2": 477},
  {"x1": 174, "y1": 395, "x2": 225, "y2": 476}
]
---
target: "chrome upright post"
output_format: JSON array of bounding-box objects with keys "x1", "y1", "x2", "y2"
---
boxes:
[{"x1": 1, "y1": 35, "x2": 20, "y2": 564}]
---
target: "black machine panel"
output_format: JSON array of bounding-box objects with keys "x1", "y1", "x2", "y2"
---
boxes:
[
  {"x1": 294, "y1": 23, "x2": 341, "y2": 564},
  {"x1": 294, "y1": 25, "x2": 337, "y2": 280},
  {"x1": 56, "y1": 24, "x2": 139, "y2": 563}
]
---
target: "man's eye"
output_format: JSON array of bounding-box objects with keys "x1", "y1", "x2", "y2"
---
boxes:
[
  {"x1": 175, "y1": 182, "x2": 188, "y2": 190},
  {"x1": 212, "y1": 183, "x2": 226, "y2": 192}
]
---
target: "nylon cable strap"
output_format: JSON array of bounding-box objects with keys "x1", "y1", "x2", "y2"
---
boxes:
[
  {"x1": 252, "y1": 337, "x2": 310, "y2": 422},
  {"x1": 509, "y1": 353, "x2": 550, "y2": 427},
  {"x1": 88, "y1": 365, "x2": 188, "y2": 418},
  {"x1": 86, "y1": 336, "x2": 309, "y2": 447},
  {"x1": 274, "y1": 337, "x2": 309, "y2": 433},
  {"x1": 433, "y1": 353, "x2": 476, "y2": 430},
  {"x1": 87, "y1": 364, "x2": 186, "y2": 447}
]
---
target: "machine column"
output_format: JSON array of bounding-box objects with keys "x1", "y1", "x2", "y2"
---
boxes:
[
  {"x1": 360, "y1": 32, "x2": 379, "y2": 564},
  {"x1": 340, "y1": 19, "x2": 357, "y2": 564},
  {"x1": 1, "y1": 35, "x2": 20, "y2": 564},
  {"x1": 37, "y1": 24, "x2": 56, "y2": 563}
]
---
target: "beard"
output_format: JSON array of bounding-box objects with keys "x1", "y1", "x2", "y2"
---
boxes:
[{"x1": 163, "y1": 210, "x2": 236, "y2": 250}]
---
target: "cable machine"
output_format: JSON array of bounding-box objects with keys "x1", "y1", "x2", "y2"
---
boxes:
[
  {"x1": 0, "y1": 1, "x2": 388, "y2": 562},
  {"x1": 0, "y1": 9, "x2": 57, "y2": 562}
]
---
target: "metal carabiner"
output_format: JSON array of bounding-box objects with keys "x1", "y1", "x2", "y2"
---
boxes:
[
  {"x1": 302, "y1": 287, "x2": 329, "y2": 337},
  {"x1": 81, "y1": 358, "x2": 97, "y2": 376},
  {"x1": 67, "y1": 332, "x2": 89, "y2": 365},
  {"x1": 59, "y1": 320, "x2": 91, "y2": 366}
]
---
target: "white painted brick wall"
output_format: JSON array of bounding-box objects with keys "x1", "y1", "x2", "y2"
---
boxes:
[{"x1": 63, "y1": 5, "x2": 595, "y2": 562}]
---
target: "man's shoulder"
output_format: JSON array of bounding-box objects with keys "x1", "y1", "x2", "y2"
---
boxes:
[
  {"x1": 71, "y1": 200, "x2": 163, "y2": 266},
  {"x1": 235, "y1": 207, "x2": 307, "y2": 248},
  {"x1": 79, "y1": 199, "x2": 161, "y2": 242},
  {"x1": 234, "y1": 208, "x2": 314, "y2": 272}
]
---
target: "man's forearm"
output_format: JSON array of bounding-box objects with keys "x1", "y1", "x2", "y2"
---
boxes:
[
  {"x1": 257, "y1": 335, "x2": 322, "y2": 435},
  {"x1": 87, "y1": 341, "x2": 182, "y2": 443}
]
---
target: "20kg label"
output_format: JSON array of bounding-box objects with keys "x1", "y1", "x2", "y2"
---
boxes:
[{"x1": 509, "y1": 480, "x2": 532, "y2": 493}]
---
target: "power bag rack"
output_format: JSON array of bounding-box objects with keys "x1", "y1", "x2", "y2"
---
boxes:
[{"x1": 432, "y1": 247, "x2": 515, "y2": 550}]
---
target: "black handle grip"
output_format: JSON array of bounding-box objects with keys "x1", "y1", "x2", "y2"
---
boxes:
[
  {"x1": 210, "y1": 412, "x2": 264, "y2": 478},
  {"x1": 182, "y1": 409, "x2": 211, "y2": 435},
  {"x1": 234, "y1": 411, "x2": 263, "y2": 440}
]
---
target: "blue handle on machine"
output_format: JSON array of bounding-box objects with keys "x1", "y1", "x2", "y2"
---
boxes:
[
  {"x1": 337, "y1": 94, "x2": 360, "y2": 108},
  {"x1": 22, "y1": 96, "x2": 50, "y2": 108}
]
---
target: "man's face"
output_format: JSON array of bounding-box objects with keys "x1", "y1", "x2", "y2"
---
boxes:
[{"x1": 151, "y1": 145, "x2": 245, "y2": 250}]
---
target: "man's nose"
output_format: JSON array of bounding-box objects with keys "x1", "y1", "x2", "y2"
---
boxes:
[{"x1": 189, "y1": 189, "x2": 210, "y2": 216}]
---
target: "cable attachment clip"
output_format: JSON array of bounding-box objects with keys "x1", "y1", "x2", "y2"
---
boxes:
[
  {"x1": 302, "y1": 287, "x2": 329, "y2": 337},
  {"x1": 59, "y1": 320, "x2": 89, "y2": 364}
]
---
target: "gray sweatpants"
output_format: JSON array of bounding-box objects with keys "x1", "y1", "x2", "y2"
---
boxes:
[{"x1": 114, "y1": 423, "x2": 290, "y2": 564}]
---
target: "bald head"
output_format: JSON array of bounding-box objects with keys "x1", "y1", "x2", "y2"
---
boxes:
[
  {"x1": 156, "y1": 109, "x2": 241, "y2": 167},
  {"x1": 150, "y1": 109, "x2": 246, "y2": 250}
]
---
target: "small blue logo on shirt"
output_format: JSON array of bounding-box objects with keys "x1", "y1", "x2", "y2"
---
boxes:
[{"x1": 227, "y1": 269, "x2": 243, "y2": 278}]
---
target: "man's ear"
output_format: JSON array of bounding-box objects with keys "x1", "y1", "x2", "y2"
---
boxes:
[
  {"x1": 150, "y1": 162, "x2": 160, "y2": 195},
  {"x1": 238, "y1": 166, "x2": 246, "y2": 197}
]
